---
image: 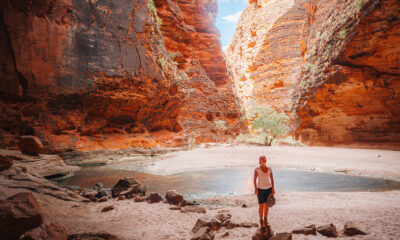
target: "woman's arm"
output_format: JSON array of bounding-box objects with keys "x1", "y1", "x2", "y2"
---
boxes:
[
  {"x1": 270, "y1": 169, "x2": 275, "y2": 195},
  {"x1": 254, "y1": 169, "x2": 258, "y2": 195}
]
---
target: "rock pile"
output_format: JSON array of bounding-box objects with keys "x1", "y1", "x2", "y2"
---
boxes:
[{"x1": 292, "y1": 222, "x2": 367, "y2": 238}]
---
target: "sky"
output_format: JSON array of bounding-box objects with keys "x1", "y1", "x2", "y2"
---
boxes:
[{"x1": 215, "y1": 0, "x2": 248, "y2": 50}]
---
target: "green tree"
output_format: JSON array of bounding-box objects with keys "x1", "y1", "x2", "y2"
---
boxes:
[{"x1": 249, "y1": 104, "x2": 290, "y2": 146}]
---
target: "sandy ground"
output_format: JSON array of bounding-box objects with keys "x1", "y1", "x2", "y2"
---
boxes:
[
  {"x1": 4, "y1": 145, "x2": 400, "y2": 239},
  {"x1": 114, "y1": 145, "x2": 400, "y2": 180}
]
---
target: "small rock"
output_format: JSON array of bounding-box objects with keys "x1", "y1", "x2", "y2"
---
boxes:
[
  {"x1": 222, "y1": 231, "x2": 230, "y2": 237},
  {"x1": 134, "y1": 196, "x2": 145, "y2": 202},
  {"x1": 0, "y1": 155, "x2": 13, "y2": 171},
  {"x1": 95, "y1": 188, "x2": 108, "y2": 199},
  {"x1": 239, "y1": 222, "x2": 258, "y2": 228},
  {"x1": 209, "y1": 217, "x2": 222, "y2": 231},
  {"x1": 221, "y1": 220, "x2": 239, "y2": 229},
  {"x1": 292, "y1": 224, "x2": 316, "y2": 235},
  {"x1": 66, "y1": 186, "x2": 81, "y2": 192},
  {"x1": 180, "y1": 200, "x2": 188, "y2": 207},
  {"x1": 18, "y1": 136, "x2": 43, "y2": 156},
  {"x1": 90, "y1": 198, "x2": 98, "y2": 202},
  {"x1": 117, "y1": 196, "x2": 125, "y2": 201},
  {"x1": 81, "y1": 190, "x2": 97, "y2": 199},
  {"x1": 317, "y1": 224, "x2": 338, "y2": 238},
  {"x1": 270, "y1": 232, "x2": 292, "y2": 240},
  {"x1": 191, "y1": 227, "x2": 215, "y2": 240},
  {"x1": 242, "y1": 203, "x2": 248, "y2": 208},
  {"x1": 101, "y1": 206, "x2": 115, "y2": 212},
  {"x1": 169, "y1": 206, "x2": 181, "y2": 210},
  {"x1": 68, "y1": 232, "x2": 121, "y2": 240},
  {"x1": 98, "y1": 196, "x2": 108, "y2": 202},
  {"x1": 0, "y1": 192, "x2": 44, "y2": 240},
  {"x1": 343, "y1": 221, "x2": 367, "y2": 236},
  {"x1": 93, "y1": 182, "x2": 104, "y2": 190},
  {"x1": 181, "y1": 206, "x2": 206, "y2": 214},
  {"x1": 165, "y1": 190, "x2": 184, "y2": 205},
  {"x1": 148, "y1": 193, "x2": 163, "y2": 203},
  {"x1": 192, "y1": 216, "x2": 212, "y2": 233},
  {"x1": 19, "y1": 222, "x2": 70, "y2": 240},
  {"x1": 214, "y1": 213, "x2": 231, "y2": 222},
  {"x1": 252, "y1": 226, "x2": 274, "y2": 240}
]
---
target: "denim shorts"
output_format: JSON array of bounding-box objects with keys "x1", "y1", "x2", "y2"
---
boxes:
[{"x1": 257, "y1": 187, "x2": 272, "y2": 204}]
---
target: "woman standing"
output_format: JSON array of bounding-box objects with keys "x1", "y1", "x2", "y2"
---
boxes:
[{"x1": 254, "y1": 155, "x2": 275, "y2": 227}]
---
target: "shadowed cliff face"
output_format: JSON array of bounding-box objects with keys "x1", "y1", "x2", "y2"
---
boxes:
[
  {"x1": 226, "y1": 0, "x2": 400, "y2": 149},
  {"x1": 0, "y1": 0, "x2": 245, "y2": 152}
]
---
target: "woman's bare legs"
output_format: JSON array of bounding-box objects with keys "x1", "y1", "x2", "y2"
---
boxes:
[
  {"x1": 263, "y1": 203, "x2": 269, "y2": 225},
  {"x1": 258, "y1": 204, "x2": 264, "y2": 226}
]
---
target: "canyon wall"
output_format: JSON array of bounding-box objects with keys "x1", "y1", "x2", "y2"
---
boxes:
[
  {"x1": 226, "y1": 0, "x2": 400, "y2": 149},
  {"x1": 0, "y1": 0, "x2": 245, "y2": 152}
]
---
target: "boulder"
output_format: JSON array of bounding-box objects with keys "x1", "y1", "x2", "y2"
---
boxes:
[
  {"x1": 238, "y1": 222, "x2": 258, "y2": 228},
  {"x1": 165, "y1": 190, "x2": 184, "y2": 205},
  {"x1": 317, "y1": 224, "x2": 338, "y2": 238},
  {"x1": 101, "y1": 206, "x2": 115, "y2": 213},
  {"x1": 134, "y1": 196, "x2": 146, "y2": 202},
  {"x1": 0, "y1": 155, "x2": 13, "y2": 171},
  {"x1": 191, "y1": 227, "x2": 215, "y2": 240},
  {"x1": 111, "y1": 177, "x2": 145, "y2": 198},
  {"x1": 343, "y1": 221, "x2": 367, "y2": 236},
  {"x1": 221, "y1": 220, "x2": 239, "y2": 229},
  {"x1": 169, "y1": 206, "x2": 181, "y2": 210},
  {"x1": 19, "y1": 222, "x2": 69, "y2": 240},
  {"x1": 98, "y1": 196, "x2": 108, "y2": 202},
  {"x1": 95, "y1": 188, "x2": 109, "y2": 199},
  {"x1": 214, "y1": 213, "x2": 232, "y2": 223},
  {"x1": 252, "y1": 226, "x2": 274, "y2": 240},
  {"x1": 148, "y1": 193, "x2": 163, "y2": 203},
  {"x1": 270, "y1": 232, "x2": 292, "y2": 240},
  {"x1": 292, "y1": 224, "x2": 316, "y2": 235},
  {"x1": 181, "y1": 206, "x2": 206, "y2": 214},
  {"x1": 0, "y1": 192, "x2": 44, "y2": 240},
  {"x1": 68, "y1": 232, "x2": 121, "y2": 240},
  {"x1": 192, "y1": 216, "x2": 212, "y2": 233},
  {"x1": 18, "y1": 136, "x2": 43, "y2": 156}
]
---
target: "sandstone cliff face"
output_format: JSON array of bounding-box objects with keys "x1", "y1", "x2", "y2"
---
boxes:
[
  {"x1": 226, "y1": 0, "x2": 400, "y2": 149},
  {"x1": 0, "y1": 0, "x2": 245, "y2": 152}
]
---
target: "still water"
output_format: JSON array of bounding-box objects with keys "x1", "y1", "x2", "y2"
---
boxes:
[{"x1": 55, "y1": 167, "x2": 400, "y2": 198}]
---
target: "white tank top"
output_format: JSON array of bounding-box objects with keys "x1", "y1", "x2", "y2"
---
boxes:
[{"x1": 256, "y1": 166, "x2": 272, "y2": 189}]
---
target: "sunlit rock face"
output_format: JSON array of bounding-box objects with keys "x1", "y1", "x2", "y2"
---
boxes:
[
  {"x1": 226, "y1": 0, "x2": 400, "y2": 149},
  {"x1": 154, "y1": 0, "x2": 246, "y2": 143},
  {"x1": 0, "y1": 0, "x2": 245, "y2": 152}
]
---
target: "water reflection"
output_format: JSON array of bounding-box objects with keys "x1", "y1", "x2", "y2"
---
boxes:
[{"x1": 55, "y1": 167, "x2": 400, "y2": 198}]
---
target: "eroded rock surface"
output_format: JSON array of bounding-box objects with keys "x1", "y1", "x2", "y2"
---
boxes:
[
  {"x1": 226, "y1": 0, "x2": 400, "y2": 149},
  {"x1": 0, "y1": 0, "x2": 245, "y2": 153}
]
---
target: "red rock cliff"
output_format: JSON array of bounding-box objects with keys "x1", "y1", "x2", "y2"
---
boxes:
[
  {"x1": 0, "y1": 0, "x2": 245, "y2": 152},
  {"x1": 226, "y1": 0, "x2": 400, "y2": 149}
]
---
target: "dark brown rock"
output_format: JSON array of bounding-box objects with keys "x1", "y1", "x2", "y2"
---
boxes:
[
  {"x1": 169, "y1": 206, "x2": 181, "y2": 210},
  {"x1": 181, "y1": 206, "x2": 206, "y2": 214},
  {"x1": 292, "y1": 224, "x2": 316, "y2": 235},
  {"x1": 192, "y1": 216, "x2": 212, "y2": 233},
  {"x1": 98, "y1": 196, "x2": 108, "y2": 202},
  {"x1": 222, "y1": 231, "x2": 230, "y2": 237},
  {"x1": 191, "y1": 227, "x2": 215, "y2": 240},
  {"x1": 134, "y1": 196, "x2": 146, "y2": 202},
  {"x1": 68, "y1": 232, "x2": 121, "y2": 240},
  {"x1": 165, "y1": 190, "x2": 184, "y2": 205},
  {"x1": 317, "y1": 224, "x2": 338, "y2": 238},
  {"x1": 19, "y1": 222, "x2": 69, "y2": 240},
  {"x1": 270, "y1": 232, "x2": 292, "y2": 240},
  {"x1": 238, "y1": 222, "x2": 258, "y2": 228},
  {"x1": 101, "y1": 206, "x2": 115, "y2": 213},
  {"x1": 117, "y1": 196, "x2": 125, "y2": 201},
  {"x1": 0, "y1": 192, "x2": 44, "y2": 240},
  {"x1": 111, "y1": 177, "x2": 145, "y2": 198},
  {"x1": 18, "y1": 136, "x2": 43, "y2": 156},
  {"x1": 214, "y1": 213, "x2": 232, "y2": 223},
  {"x1": 252, "y1": 226, "x2": 274, "y2": 240},
  {"x1": 0, "y1": 154, "x2": 13, "y2": 171},
  {"x1": 343, "y1": 221, "x2": 367, "y2": 236},
  {"x1": 148, "y1": 193, "x2": 163, "y2": 203}
]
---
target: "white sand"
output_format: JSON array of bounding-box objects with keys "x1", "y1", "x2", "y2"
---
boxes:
[
  {"x1": 114, "y1": 145, "x2": 400, "y2": 180},
  {"x1": 4, "y1": 145, "x2": 400, "y2": 239}
]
